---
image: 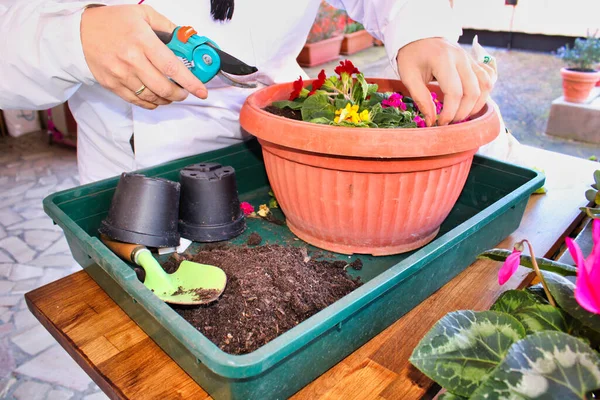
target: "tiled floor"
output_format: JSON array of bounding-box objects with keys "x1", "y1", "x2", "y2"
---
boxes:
[
  {"x1": 0, "y1": 43, "x2": 599, "y2": 400},
  {"x1": 0, "y1": 133, "x2": 108, "y2": 399}
]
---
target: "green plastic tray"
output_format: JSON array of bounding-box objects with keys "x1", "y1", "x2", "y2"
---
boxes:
[{"x1": 43, "y1": 139, "x2": 544, "y2": 400}]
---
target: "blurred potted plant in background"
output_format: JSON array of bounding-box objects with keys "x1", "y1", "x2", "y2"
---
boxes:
[
  {"x1": 556, "y1": 34, "x2": 600, "y2": 102},
  {"x1": 297, "y1": 1, "x2": 346, "y2": 67},
  {"x1": 340, "y1": 17, "x2": 374, "y2": 55}
]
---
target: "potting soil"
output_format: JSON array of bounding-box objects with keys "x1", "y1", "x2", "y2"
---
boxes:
[{"x1": 163, "y1": 243, "x2": 362, "y2": 355}]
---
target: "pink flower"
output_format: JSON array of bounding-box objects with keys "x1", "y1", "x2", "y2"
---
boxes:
[
  {"x1": 240, "y1": 202, "x2": 255, "y2": 216},
  {"x1": 382, "y1": 93, "x2": 406, "y2": 110},
  {"x1": 566, "y1": 219, "x2": 600, "y2": 314},
  {"x1": 432, "y1": 92, "x2": 443, "y2": 114},
  {"x1": 414, "y1": 115, "x2": 426, "y2": 128},
  {"x1": 498, "y1": 247, "x2": 522, "y2": 285}
]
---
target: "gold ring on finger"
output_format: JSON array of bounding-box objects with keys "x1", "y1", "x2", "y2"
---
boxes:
[{"x1": 134, "y1": 85, "x2": 146, "y2": 96}]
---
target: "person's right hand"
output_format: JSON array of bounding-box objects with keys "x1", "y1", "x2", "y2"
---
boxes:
[{"x1": 81, "y1": 4, "x2": 208, "y2": 110}]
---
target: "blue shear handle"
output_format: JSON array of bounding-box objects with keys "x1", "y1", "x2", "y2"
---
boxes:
[{"x1": 164, "y1": 27, "x2": 221, "y2": 84}]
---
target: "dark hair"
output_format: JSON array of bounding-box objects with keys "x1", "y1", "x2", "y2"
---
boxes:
[{"x1": 210, "y1": 0, "x2": 234, "y2": 21}]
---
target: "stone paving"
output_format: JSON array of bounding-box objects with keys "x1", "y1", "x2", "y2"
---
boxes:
[
  {"x1": 0, "y1": 133, "x2": 108, "y2": 399},
  {"x1": 0, "y1": 43, "x2": 599, "y2": 400}
]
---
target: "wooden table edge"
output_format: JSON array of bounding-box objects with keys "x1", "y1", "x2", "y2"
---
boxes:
[{"x1": 24, "y1": 290, "x2": 126, "y2": 400}]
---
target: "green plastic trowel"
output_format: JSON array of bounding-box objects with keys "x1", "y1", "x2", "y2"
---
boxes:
[{"x1": 101, "y1": 235, "x2": 226, "y2": 305}]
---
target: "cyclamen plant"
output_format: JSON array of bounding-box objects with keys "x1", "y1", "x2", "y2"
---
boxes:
[
  {"x1": 410, "y1": 216, "x2": 600, "y2": 399},
  {"x1": 272, "y1": 60, "x2": 451, "y2": 129}
]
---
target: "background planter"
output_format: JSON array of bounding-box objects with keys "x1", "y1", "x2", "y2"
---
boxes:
[
  {"x1": 561, "y1": 67, "x2": 600, "y2": 102},
  {"x1": 240, "y1": 79, "x2": 500, "y2": 256},
  {"x1": 340, "y1": 30, "x2": 373, "y2": 55},
  {"x1": 297, "y1": 36, "x2": 344, "y2": 67}
]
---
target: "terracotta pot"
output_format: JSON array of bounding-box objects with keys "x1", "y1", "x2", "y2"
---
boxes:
[
  {"x1": 561, "y1": 67, "x2": 600, "y2": 103},
  {"x1": 239, "y1": 79, "x2": 500, "y2": 256},
  {"x1": 341, "y1": 30, "x2": 374, "y2": 55},
  {"x1": 297, "y1": 36, "x2": 344, "y2": 68}
]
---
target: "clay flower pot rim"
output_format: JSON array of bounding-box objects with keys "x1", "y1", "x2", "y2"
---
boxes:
[
  {"x1": 248, "y1": 78, "x2": 496, "y2": 133},
  {"x1": 562, "y1": 66, "x2": 599, "y2": 73},
  {"x1": 240, "y1": 77, "x2": 500, "y2": 158}
]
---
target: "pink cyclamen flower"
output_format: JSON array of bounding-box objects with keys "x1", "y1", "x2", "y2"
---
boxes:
[
  {"x1": 382, "y1": 93, "x2": 406, "y2": 110},
  {"x1": 566, "y1": 218, "x2": 600, "y2": 314},
  {"x1": 240, "y1": 202, "x2": 255, "y2": 215},
  {"x1": 498, "y1": 247, "x2": 522, "y2": 285},
  {"x1": 413, "y1": 115, "x2": 426, "y2": 128}
]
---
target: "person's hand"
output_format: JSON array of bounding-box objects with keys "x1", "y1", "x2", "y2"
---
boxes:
[
  {"x1": 81, "y1": 4, "x2": 208, "y2": 110},
  {"x1": 396, "y1": 38, "x2": 496, "y2": 127}
]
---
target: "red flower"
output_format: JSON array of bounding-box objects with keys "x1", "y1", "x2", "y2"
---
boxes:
[
  {"x1": 309, "y1": 69, "x2": 327, "y2": 96},
  {"x1": 289, "y1": 76, "x2": 304, "y2": 100},
  {"x1": 334, "y1": 60, "x2": 359, "y2": 77}
]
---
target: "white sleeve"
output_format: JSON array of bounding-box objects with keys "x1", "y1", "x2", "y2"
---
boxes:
[
  {"x1": 326, "y1": 0, "x2": 463, "y2": 76},
  {"x1": 0, "y1": 1, "x2": 107, "y2": 110}
]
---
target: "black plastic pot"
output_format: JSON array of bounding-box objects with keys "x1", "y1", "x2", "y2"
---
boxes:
[
  {"x1": 178, "y1": 163, "x2": 245, "y2": 242},
  {"x1": 99, "y1": 173, "x2": 181, "y2": 248}
]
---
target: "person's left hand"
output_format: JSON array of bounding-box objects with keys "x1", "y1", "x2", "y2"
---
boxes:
[{"x1": 396, "y1": 38, "x2": 497, "y2": 127}]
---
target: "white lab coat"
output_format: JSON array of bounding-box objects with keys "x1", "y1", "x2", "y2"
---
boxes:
[{"x1": 0, "y1": 0, "x2": 466, "y2": 184}]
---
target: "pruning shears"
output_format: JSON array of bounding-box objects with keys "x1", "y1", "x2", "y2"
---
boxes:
[{"x1": 154, "y1": 26, "x2": 258, "y2": 88}]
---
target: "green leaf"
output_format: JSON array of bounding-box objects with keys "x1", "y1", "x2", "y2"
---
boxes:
[
  {"x1": 366, "y1": 83, "x2": 379, "y2": 97},
  {"x1": 409, "y1": 310, "x2": 526, "y2": 397},
  {"x1": 586, "y1": 188, "x2": 598, "y2": 203},
  {"x1": 364, "y1": 92, "x2": 386, "y2": 108},
  {"x1": 543, "y1": 271, "x2": 600, "y2": 334},
  {"x1": 470, "y1": 331, "x2": 600, "y2": 400},
  {"x1": 491, "y1": 290, "x2": 546, "y2": 314},
  {"x1": 514, "y1": 304, "x2": 570, "y2": 334},
  {"x1": 308, "y1": 117, "x2": 334, "y2": 125},
  {"x1": 491, "y1": 291, "x2": 569, "y2": 334},
  {"x1": 437, "y1": 393, "x2": 467, "y2": 400},
  {"x1": 477, "y1": 249, "x2": 577, "y2": 276},
  {"x1": 271, "y1": 100, "x2": 303, "y2": 110},
  {"x1": 527, "y1": 283, "x2": 550, "y2": 302},
  {"x1": 322, "y1": 76, "x2": 340, "y2": 91},
  {"x1": 594, "y1": 170, "x2": 600, "y2": 186},
  {"x1": 334, "y1": 98, "x2": 349, "y2": 110},
  {"x1": 353, "y1": 74, "x2": 369, "y2": 104},
  {"x1": 300, "y1": 93, "x2": 335, "y2": 122},
  {"x1": 372, "y1": 107, "x2": 402, "y2": 126}
]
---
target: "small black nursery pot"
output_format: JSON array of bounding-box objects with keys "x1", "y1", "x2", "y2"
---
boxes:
[
  {"x1": 178, "y1": 163, "x2": 245, "y2": 242},
  {"x1": 99, "y1": 173, "x2": 181, "y2": 248}
]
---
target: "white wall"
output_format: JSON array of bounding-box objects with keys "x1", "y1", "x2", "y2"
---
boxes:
[{"x1": 452, "y1": 0, "x2": 600, "y2": 38}]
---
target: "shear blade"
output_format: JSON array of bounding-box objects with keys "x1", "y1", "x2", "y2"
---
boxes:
[
  {"x1": 205, "y1": 43, "x2": 258, "y2": 76},
  {"x1": 217, "y1": 71, "x2": 257, "y2": 89}
]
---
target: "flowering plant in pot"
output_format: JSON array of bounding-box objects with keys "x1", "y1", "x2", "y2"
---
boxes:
[
  {"x1": 239, "y1": 60, "x2": 500, "y2": 256},
  {"x1": 340, "y1": 18, "x2": 373, "y2": 55},
  {"x1": 296, "y1": 1, "x2": 346, "y2": 67},
  {"x1": 556, "y1": 35, "x2": 600, "y2": 103},
  {"x1": 410, "y1": 177, "x2": 600, "y2": 399}
]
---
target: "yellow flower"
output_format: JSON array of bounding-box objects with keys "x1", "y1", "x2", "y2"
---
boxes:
[
  {"x1": 359, "y1": 109, "x2": 370, "y2": 122},
  {"x1": 334, "y1": 103, "x2": 364, "y2": 124},
  {"x1": 257, "y1": 204, "x2": 270, "y2": 217}
]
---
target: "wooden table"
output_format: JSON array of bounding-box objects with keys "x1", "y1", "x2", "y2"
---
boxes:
[{"x1": 25, "y1": 145, "x2": 598, "y2": 400}]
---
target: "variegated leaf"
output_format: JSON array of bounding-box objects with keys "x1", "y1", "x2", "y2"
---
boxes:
[
  {"x1": 513, "y1": 304, "x2": 570, "y2": 334},
  {"x1": 543, "y1": 271, "x2": 600, "y2": 334},
  {"x1": 491, "y1": 290, "x2": 546, "y2": 314},
  {"x1": 470, "y1": 331, "x2": 600, "y2": 399},
  {"x1": 478, "y1": 249, "x2": 577, "y2": 276},
  {"x1": 409, "y1": 310, "x2": 526, "y2": 397}
]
